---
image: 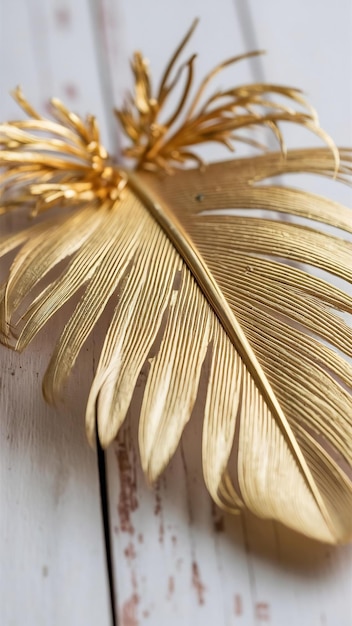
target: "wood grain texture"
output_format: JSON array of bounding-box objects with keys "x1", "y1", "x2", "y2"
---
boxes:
[
  {"x1": 0, "y1": 0, "x2": 351, "y2": 624},
  {"x1": 0, "y1": 1, "x2": 111, "y2": 624},
  {"x1": 0, "y1": 329, "x2": 111, "y2": 625}
]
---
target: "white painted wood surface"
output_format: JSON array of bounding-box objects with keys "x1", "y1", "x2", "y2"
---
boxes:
[
  {"x1": 1, "y1": 1, "x2": 351, "y2": 624},
  {"x1": 0, "y1": 2, "x2": 111, "y2": 624}
]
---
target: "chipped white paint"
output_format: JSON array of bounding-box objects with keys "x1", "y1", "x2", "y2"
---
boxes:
[
  {"x1": 0, "y1": 2, "x2": 111, "y2": 625},
  {"x1": 0, "y1": 0, "x2": 351, "y2": 625}
]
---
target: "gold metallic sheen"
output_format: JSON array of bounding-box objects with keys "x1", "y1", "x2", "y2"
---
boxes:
[{"x1": 0, "y1": 24, "x2": 351, "y2": 544}]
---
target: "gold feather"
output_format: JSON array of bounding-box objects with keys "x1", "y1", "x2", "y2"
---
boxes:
[{"x1": 1, "y1": 22, "x2": 351, "y2": 543}]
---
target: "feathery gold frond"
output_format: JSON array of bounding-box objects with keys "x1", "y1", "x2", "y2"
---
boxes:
[
  {"x1": 115, "y1": 19, "x2": 337, "y2": 172},
  {"x1": 0, "y1": 86, "x2": 127, "y2": 218},
  {"x1": 1, "y1": 24, "x2": 351, "y2": 543}
]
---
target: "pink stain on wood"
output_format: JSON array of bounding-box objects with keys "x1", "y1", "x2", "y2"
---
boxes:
[
  {"x1": 54, "y1": 7, "x2": 71, "y2": 27},
  {"x1": 63, "y1": 83, "x2": 78, "y2": 100},
  {"x1": 159, "y1": 521, "x2": 164, "y2": 545},
  {"x1": 192, "y1": 561, "x2": 206, "y2": 605},
  {"x1": 154, "y1": 481, "x2": 161, "y2": 516},
  {"x1": 97, "y1": 4, "x2": 115, "y2": 55},
  {"x1": 234, "y1": 594, "x2": 243, "y2": 616},
  {"x1": 154, "y1": 481, "x2": 164, "y2": 544},
  {"x1": 124, "y1": 542, "x2": 136, "y2": 560},
  {"x1": 255, "y1": 602, "x2": 270, "y2": 621},
  {"x1": 43, "y1": 100, "x2": 53, "y2": 116},
  {"x1": 116, "y1": 444, "x2": 138, "y2": 534},
  {"x1": 121, "y1": 593, "x2": 140, "y2": 626},
  {"x1": 167, "y1": 576, "x2": 175, "y2": 598}
]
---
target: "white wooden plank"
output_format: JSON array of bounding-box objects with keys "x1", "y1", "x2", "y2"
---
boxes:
[
  {"x1": 243, "y1": 0, "x2": 352, "y2": 207},
  {"x1": 0, "y1": 1, "x2": 111, "y2": 624},
  {"x1": 96, "y1": 1, "x2": 352, "y2": 624},
  {"x1": 0, "y1": 329, "x2": 111, "y2": 626},
  {"x1": 243, "y1": 0, "x2": 352, "y2": 143}
]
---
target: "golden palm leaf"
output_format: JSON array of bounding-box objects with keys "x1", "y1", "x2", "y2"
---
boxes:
[{"x1": 1, "y1": 22, "x2": 351, "y2": 543}]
